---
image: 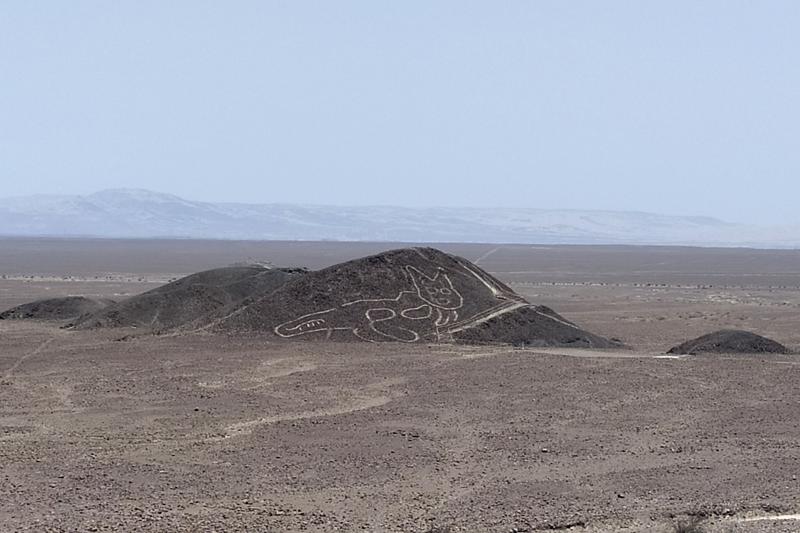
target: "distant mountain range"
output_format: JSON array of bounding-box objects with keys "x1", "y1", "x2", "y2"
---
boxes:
[{"x1": 0, "y1": 189, "x2": 797, "y2": 248}]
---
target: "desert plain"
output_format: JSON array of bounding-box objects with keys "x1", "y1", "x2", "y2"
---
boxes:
[{"x1": 1, "y1": 238, "x2": 799, "y2": 532}]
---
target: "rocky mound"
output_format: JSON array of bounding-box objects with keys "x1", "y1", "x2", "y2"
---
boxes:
[
  {"x1": 73, "y1": 265, "x2": 303, "y2": 331},
  {"x1": 453, "y1": 305, "x2": 618, "y2": 347},
  {"x1": 0, "y1": 296, "x2": 112, "y2": 321},
  {"x1": 668, "y1": 330, "x2": 789, "y2": 355},
  {"x1": 207, "y1": 247, "x2": 615, "y2": 347}
]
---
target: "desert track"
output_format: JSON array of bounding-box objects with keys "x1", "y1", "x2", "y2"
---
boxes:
[{"x1": 2, "y1": 337, "x2": 55, "y2": 380}]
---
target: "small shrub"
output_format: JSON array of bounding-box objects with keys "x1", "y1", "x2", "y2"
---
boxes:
[{"x1": 673, "y1": 516, "x2": 706, "y2": 533}]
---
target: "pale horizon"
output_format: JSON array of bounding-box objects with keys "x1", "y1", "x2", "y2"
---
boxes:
[
  {"x1": 2, "y1": 2, "x2": 799, "y2": 225},
  {"x1": 0, "y1": 186, "x2": 780, "y2": 226}
]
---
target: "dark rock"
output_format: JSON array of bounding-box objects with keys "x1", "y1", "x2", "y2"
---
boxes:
[
  {"x1": 209, "y1": 247, "x2": 613, "y2": 347},
  {"x1": 0, "y1": 296, "x2": 113, "y2": 321},
  {"x1": 453, "y1": 305, "x2": 620, "y2": 348},
  {"x1": 73, "y1": 265, "x2": 302, "y2": 331},
  {"x1": 667, "y1": 329, "x2": 788, "y2": 355}
]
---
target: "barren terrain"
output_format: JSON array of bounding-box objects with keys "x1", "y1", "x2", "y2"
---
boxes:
[{"x1": 2, "y1": 239, "x2": 799, "y2": 532}]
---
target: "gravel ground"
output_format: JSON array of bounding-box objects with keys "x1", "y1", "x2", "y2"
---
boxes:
[
  {"x1": 1, "y1": 322, "x2": 798, "y2": 532},
  {"x1": 2, "y1": 241, "x2": 799, "y2": 532}
]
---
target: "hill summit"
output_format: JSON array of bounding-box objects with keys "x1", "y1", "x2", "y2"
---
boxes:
[
  {"x1": 204, "y1": 247, "x2": 615, "y2": 347},
  {"x1": 668, "y1": 330, "x2": 788, "y2": 355},
  {"x1": 0, "y1": 296, "x2": 112, "y2": 321},
  {"x1": 10, "y1": 247, "x2": 615, "y2": 347},
  {"x1": 73, "y1": 265, "x2": 304, "y2": 331}
]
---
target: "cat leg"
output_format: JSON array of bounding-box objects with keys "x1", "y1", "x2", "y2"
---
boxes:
[
  {"x1": 274, "y1": 308, "x2": 336, "y2": 337},
  {"x1": 362, "y1": 307, "x2": 420, "y2": 343},
  {"x1": 400, "y1": 304, "x2": 432, "y2": 319}
]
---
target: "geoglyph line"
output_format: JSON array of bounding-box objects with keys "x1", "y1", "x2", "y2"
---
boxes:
[
  {"x1": 274, "y1": 265, "x2": 465, "y2": 342},
  {"x1": 735, "y1": 514, "x2": 800, "y2": 523},
  {"x1": 214, "y1": 394, "x2": 396, "y2": 440},
  {"x1": 446, "y1": 302, "x2": 529, "y2": 334},
  {"x1": 3, "y1": 338, "x2": 55, "y2": 380},
  {"x1": 201, "y1": 256, "x2": 545, "y2": 344},
  {"x1": 473, "y1": 246, "x2": 501, "y2": 265},
  {"x1": 458, "y1": 261, "x2": 505, "y2": 298},
  {"x1": 532, "y1": 308, "x2": 582, "y2": 330}
]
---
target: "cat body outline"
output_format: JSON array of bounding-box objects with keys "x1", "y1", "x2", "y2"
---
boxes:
[{"x1": 274, "y1": 265, "x2": 463, "y2": 342}]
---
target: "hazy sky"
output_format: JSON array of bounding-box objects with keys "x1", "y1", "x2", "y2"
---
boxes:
[{"x1": 2, "y1": 2, "x2": 798, "y2": 224}]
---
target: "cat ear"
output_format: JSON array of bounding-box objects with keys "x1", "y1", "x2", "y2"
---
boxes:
[
  {"x1": 405, "y1": 265, "x2": 439, "y2": 284},
  {"x1": 405, "y1": 265, "x2": 425, "y2": 283},
  {"x1": 441, "y1": 271, "x2": 455, "y2": 288}
]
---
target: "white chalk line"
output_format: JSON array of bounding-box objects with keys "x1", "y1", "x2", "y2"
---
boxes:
[
  {"x1": 336, "y1": 266, "x2": 461, "y2": 310},
  {"x1": 473, "y1": 246, "x2": 501, "y2": 265},
  {"x1": 211, "y1": 393, "x2": 396, "y2": 440},
  {"x1": 196, "y1": 258, "x2": 539, "y2": 344},
  {"x1": 446, "y1": 301, "x2": 529, "y2": 334},
  {"x1": 275, "y1": 264, "x2": 466, "y2": 342},
  {"x1": 735, "y1": 514, "x2": 800, "y2": 522},
  {"x1": 443, "y1": 260, "x2": 535, "y2": 334},
  {"x1": 3, "y1": 338, "x2": 55, "y2": 380},
  {"x1": 532, "y1": 308, "x2": 582, "y2": 330},
  {"x1": 402, "y1": 304, "x2": 433, "y2": 320},
  {"x1": 273, "y1": 308, "x2": 341, "y2": 337},
  {"x1": 458, "y1": 261, "x2": 506, "y2": 298}
]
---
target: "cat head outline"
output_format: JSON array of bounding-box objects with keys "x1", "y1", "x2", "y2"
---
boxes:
[{"x1": 405, "y1": 266, "x2": 463, "y2": 310}]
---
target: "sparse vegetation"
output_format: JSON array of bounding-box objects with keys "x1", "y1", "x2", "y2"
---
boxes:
[{"x1": 672, "y1": 516, "x2": 706, "y2": 533}]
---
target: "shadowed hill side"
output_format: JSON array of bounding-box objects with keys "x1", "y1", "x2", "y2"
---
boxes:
[
  {"x1": 668, "y1": 330, "x2": 789, "y2": 355},
  {"x1": 73, "y1": 266, "x2": 304, "y2": 331},
  {"x1": 207, "y1": 247, "x2": 616, "y2": 347},
  {"x1": 0, "y1": 296, "x2": 113, "y2": 321},
  {"x1": 452, "y1": 305, "x2": 619, "y2": 348}
]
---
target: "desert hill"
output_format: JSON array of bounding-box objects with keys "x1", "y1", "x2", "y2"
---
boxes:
[
  {"x1": 48, "y1": 247, "x2": 615, "y2": 347},
  {"x1": 0, "y1": 296, "x2": 112, "y2": 321},
  {"x1": 452, "y1": 304, "x2": 617, "y2": 347},
  {"x1": 73, "y1": 265, "x2": 303, "y2": 331},
  {"x1": 205, "y1": 247, "x2": 615, "y2": 347},
  {"x1": 668, "y1": 330, "x2": 789, "y2": 355}
]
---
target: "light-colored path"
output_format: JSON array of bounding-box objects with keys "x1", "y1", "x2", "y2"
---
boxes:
[
  {"x1": 3, "y1": 338, "x2": 55, "y2": 380},
  {"x1": 216, "y1": 393, "x2": 395, "y2": 440},
  {"x1": 736, "y1": 514, "x2": 800, "y2": 522},
  {"x1": 473, "y1": 246, "x2": 501, "y2": 265},
  {"x1": 447, "y1": 301, "x2": 529, "y2": 334}
]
